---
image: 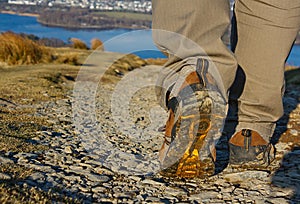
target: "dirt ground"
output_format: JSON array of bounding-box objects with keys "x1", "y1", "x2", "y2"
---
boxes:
[{"x1": 0, "y1": 49, "x2": 299, "y2": 203}]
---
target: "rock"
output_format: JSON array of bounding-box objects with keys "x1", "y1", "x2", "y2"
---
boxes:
[
  {"x1": 224, "y1": 171, "x2": 270, "y2": 183},
  {"x1": 164, "y1": 186, "x2": 187, "y2": 197},
  {"x1": 0, "y1": 173, "x2": 11, "y2": 180},
  {"x1": 128, "y1": 176, "x2": 141, "y2": 182},
  {"x1": 134, "y1": 194, "x2": 144, "y2": 201},
  {"x1": 78, "y1": 162, "x2": 93, "y2": 169},
  {"x1": 268, "y1": 197, "x2": 290, "y2": 204},
  {"x1": 189, "y1": 191, "x2": 219, "y2": 200},
  {"x1": 26, "y1": 180, "x2": 38, "y2": 187},
  {"x1": 68, "y1": 165, "x2": 84, "y2": 171},
  {"x1": 28, "y1": 172, "x2": 45, "y2": 181},
  {"x1": 290, "y1": 129, "x2": 298, "y2": 136},
  {"x1": 141, "y1": 179, "x2": 165, "y2": 186},
  {"x1": 221, "y1": 186, "x2": 235, "y2": 193},
  {"x1": 86, "y1": 173, "x2": 110, "y2": 183},
  {"x1": 94, "y1": 167, "x2": 114, "y2": 176},
  {"x1": 0, "y1": 156, "x2": 14, "y2": 164},
  {"x1": 85, "y1": 160, "x2": 104, "y2": 167},
  {"x1": 64, "y1": 146, "x2": 73, "y2": 154},
  {"x1": 78, "y1": 185, "x2": 90, "y2": 193},
  {"x1": 14, "y1": 152, "x2": 37, "y2": 159},
  {"x1": 113, "y1": 192, "x2": 132, "y2": 199},
  {"x1": 270, "y1": 189, "x2": 294, "y2": 198},
  {"x1": 92, "y1": 186, "x2": 107, "y2": 193},
  {"x1": 27, "y1": 164, "x2": 56, "y2": 173},
  {"x1": 145, "y1": 196, "x2": 162, "y2": 202},
  {"x1": 31, "y1": 136, "x2": 41, "y2": 141}
]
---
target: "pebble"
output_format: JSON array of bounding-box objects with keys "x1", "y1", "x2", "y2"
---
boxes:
[
  {"x1": 141, "y1": 179, "x2": 165, "y2": 186},
  {"x1": 224, "y1": 171, "x2": 270, "y2": 183},
  {"x1": 92, "y1": 186, "x2": 107, "y2": 193},
  {"x1": 145, "y1": 196, "x2": 161, "y2": 202},
  {"x1": 290, "y1": 129, "x2": 298, "y2": 136},
  {"x1": 28, "y1": 172, "x2": 45, "y2": 181},
  {"x1": 268, "y1": 198, "x2": 290, "y2": 204},
  {"x1": 64, "y1": 146, "x2": 73, "y2": 154},
  {"x1": 86, "y1": 173, "x2": 110, "y2": 183},
  {"x1": 272, "y1": 190, "x2": 293, "y2": 198},
  {"x1": 189, "y1": 191, "x2": 220, "y2": 200},
  {"x1": 128, "y1": 176, "x2": 141, "y2": 182},
  {"x1": 0, "y1": 156, "x2": 14, "y2": 164},
  {"x1": 164, "y1": 186, "x2": 187, "y2": 197},
  {"x1": 0, "y1": 173, "x2": 12, "y2": 180}
]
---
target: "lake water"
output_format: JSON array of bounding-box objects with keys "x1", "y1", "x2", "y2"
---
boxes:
[{"x1": 0, "y1": 13, "x2": 299, "y2": 65}]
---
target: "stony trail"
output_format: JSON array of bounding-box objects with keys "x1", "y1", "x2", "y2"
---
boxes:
[{"x1": 0, "y1": 61, "x2": 300, "y2": 203}]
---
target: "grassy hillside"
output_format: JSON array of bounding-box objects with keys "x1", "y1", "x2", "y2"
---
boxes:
[{"x1": 97, "y1": 11, "x2": 152, "y2": 21}]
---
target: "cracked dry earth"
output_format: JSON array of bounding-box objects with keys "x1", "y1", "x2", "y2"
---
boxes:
[{"x1": 1, "y1": 57, "x2": 300, "y2": 203}]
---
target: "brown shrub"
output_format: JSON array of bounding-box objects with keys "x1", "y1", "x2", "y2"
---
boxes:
[
  {"x1": 107, "y1": 54, "x2": 147, "y2": 76},
  {"x1": 55, "y1": 53, "x2": 80, "y2": 65},
  {"x1": 145, "y1": 58, "x2": 168, "y2": 65},
  {"x1": 90, "y1": 38, "x2": 104, "y2": 51},
  {"x1": 0, "y1": 31, "x2": 51, "y2": 65},
  {"x1": 70, "y1": 38, "x2": 88, "y2": 50}
]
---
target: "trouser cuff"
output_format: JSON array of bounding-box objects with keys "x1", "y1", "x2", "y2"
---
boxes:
[{"x1": 235, "y1": 122, "x2": 276, "y2": 142}]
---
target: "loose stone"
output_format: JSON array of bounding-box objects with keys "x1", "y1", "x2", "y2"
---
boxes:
[
  {"x1": 0, "y1": 173, "x2": 12, "y2": 180},
  {"x1": 0, "y1": 156, "x2": 14, "y2": 164},
  {"x1": 64, "y1": 146, "x2": 74, "y2": 154},
  {"x1": 86, "y1": 173, "x2": 110, "y2": 183}
]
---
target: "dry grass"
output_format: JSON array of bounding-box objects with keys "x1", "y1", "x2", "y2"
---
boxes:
[
  {"x1": 0, "y1": 182, "x2": 81, "y2": 204},
  {"x1": 90, "y1": 38, "x2": 104, "y2": 51},
  {"x1": 145, "y1": 58, "x2": 167, "y2": 65},
  {"x1": 107, "y1": 54, "x2": 146, "y2": 74},
  {"x1": 70, "y1": 38, "x2": 88, "y2": 50},
  {"x1": 0, "y1": 32, "x2": 85, "y2": 66},
  {"x1": 49, "y1": 47, "x2": 92, "y2": 66},
  {"x1": 0, "y1": 60, "x2": 82, "y2": 202},
  {"x1": 99, "y1": 53, "x2": 147, "y2": 84},
  {"x1": 54, "y1": 53, "x2": 80, "y2": 65},
  {"x1": 50, "y1": 47, "x2": 91, "y2": 63},
  {"x1": 0, "y1": 163, "x2": 80, "y2": 204},
  {"x1": 0, "y1": 106, "x2": 49, "y2": 152},
  {"x1": 0, "y1": 31, "x2": 52, "y2": 65}
]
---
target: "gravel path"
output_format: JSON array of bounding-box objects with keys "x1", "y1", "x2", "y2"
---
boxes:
[{"x1": 1, "y1": 63, "x2": 300, "y2": 203}]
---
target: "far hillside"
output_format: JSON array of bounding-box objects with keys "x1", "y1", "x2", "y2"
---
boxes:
[
  {"x1": 37, "y1": 9, "x2": 151, "y2": 30},
  {"x1": 0, "y1": 2, "x2": 151, "y2": 30}
]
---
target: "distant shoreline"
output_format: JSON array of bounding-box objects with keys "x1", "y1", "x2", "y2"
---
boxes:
[
  {"x1": 1, "y1": 11, "x2": 150, "y2": 30},
  {"x1": 0, "y1": 10, "x2": 39, "y2": 17},
  {"x1": 36, "y1": 19, "x2": 149, "y2": 31},
  {"x1": 1, "y1": 10, "x2": 150, "y2": 30},
  {"x1": 1, "y1": 10, "x2": 299, "y2": 45}
]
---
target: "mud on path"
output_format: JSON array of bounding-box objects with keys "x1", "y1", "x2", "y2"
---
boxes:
[{"x1": 0, "y1": 51, "x2": 300, "y2": 203}]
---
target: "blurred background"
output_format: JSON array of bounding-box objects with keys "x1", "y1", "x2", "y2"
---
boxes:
[{"x1": 0, "y1": 0, "x2": 299, "y2": 64}]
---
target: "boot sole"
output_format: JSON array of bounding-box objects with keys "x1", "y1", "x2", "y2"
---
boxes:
[
  {"x1": 160, "y1": 87, "x2": 215, "y2": 178},
  {"x1": 160, "y1": 58, "x2": 226, "y2": 178}
]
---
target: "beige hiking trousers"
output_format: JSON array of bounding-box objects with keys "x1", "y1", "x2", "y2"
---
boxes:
[{"x1": 152, "y1": 0, "x2": 300, "y2": 141}]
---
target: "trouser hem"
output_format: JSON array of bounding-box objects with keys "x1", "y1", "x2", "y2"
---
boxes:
[{"x1": 235, "y1": 122, "x2": 276, "y2": 142}]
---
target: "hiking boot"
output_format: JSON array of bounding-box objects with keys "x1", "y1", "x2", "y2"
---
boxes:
[
  {"x1": 159, "y1": 58, "x2": 226, "y2": 178},
  {"x1": 229, "y1": 129, "x2": 275, "y2": 169}
]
